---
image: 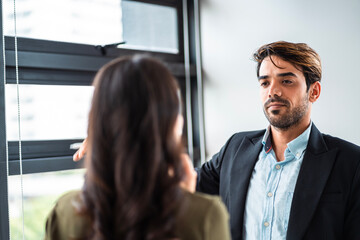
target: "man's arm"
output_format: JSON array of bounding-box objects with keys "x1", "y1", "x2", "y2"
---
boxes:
[
  {"x1": 196, "y1": 134, "x2": 236, "y2": 195},
  {"x1": 344, "y1": 159, "x2": 360, "y2": 239}
]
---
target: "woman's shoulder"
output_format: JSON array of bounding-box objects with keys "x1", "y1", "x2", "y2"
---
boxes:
[
  {"x1": 54, "y1": 190, "x2": 82, "y2": 208},
  {"x1": 51, "y1": 190, "x2": 86, "y2": 221},
  {"x1": 44, "y1": 190, "x2": 91, "y2": 240},
  {"x1": 182, "y1": 191, "x2": 229, "y2": 223},
  {"x1": 184, "y1": 191, "x2": 227, "y2": 211},
  {"x1": 177, "y1": 191, "x2": 231, "y2": 240}
]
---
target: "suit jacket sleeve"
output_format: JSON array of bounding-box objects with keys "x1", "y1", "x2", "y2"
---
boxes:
[
  {"x1": 196, "y1": 134, "x2": 236, "y2": 195},
  {"x1": 344, "y1": 159, "x2": 360, "y2": 239}
]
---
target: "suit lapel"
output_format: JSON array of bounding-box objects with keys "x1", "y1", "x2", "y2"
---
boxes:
[
  {"x1": 286, "y1": 125, "x2": 338, "y2": 240},
  {"x1": 229, "y1": 135, "x2": 263, "y2": 239}
]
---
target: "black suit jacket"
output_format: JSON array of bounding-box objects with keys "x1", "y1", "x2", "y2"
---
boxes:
[{"x1": 197, "y1": 124, "x2": 360, "y2": 240}]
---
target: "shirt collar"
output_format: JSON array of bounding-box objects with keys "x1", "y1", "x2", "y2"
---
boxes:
[
  {"x1": 262, "y1": 126, "x2": 273, "y2": 154},
  {"x1": 262, "y1": 122, "x2": 312, "y2": 160}
]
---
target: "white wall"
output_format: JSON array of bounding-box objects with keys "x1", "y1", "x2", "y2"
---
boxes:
[{"x1": 200, "y1": 0, "x2": 360, "y2": 159}]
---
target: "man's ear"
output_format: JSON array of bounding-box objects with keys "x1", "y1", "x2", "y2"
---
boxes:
[{"x1": 309, "y1": 81, "x2": 321, "y2": 103}]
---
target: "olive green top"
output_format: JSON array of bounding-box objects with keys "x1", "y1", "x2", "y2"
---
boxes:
[{"x1": 44, "y1": 190, "x2": 230, "y2": 240}]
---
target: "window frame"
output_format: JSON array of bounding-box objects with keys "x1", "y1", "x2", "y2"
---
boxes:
[
  {"x1": 3, "y1": 0, "x2": 195, "y2": 174},
  {"x1": 0, "y1": 0, "x2": 202, "y2": 239}
]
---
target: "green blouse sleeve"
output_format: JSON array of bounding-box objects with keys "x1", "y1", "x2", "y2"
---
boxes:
[
  {"x1": 204, "y1": 197, "x2": 231, "y2": 240},
  {"x1": 44, "y1": 190, "x2": 90, "y2": 240},
  {"x1": 44, "y1": 202, "x2": 59, "y2": 240}
]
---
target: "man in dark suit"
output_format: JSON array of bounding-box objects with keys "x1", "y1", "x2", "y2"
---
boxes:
[
  {"x1": 197, "y1": 41, "x2": 360, "y2": 240},
  {"x1": 73, "y1": 41, "x2": 360, "y2": 240}
]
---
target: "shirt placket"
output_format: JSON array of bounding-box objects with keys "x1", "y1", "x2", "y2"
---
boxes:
[{"x1": 262, "y1": 154, "x2": 283, "y2": 240}]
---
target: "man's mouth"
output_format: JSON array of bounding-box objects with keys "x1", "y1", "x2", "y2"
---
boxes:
[{"x1": 266, "y1": 102, "x2": 287, "y2": 109}]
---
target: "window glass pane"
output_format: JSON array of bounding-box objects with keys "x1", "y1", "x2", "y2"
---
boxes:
[
  {"x1": 3, "y1": 0, "x2": 179, "y2": 53},
  {"x1": 121, "y1": 1, "x2": 179, "y2": 53},
  {"x1": 3, "y1": 0, "x2": 123, "y2": 46},
  {"x1": 9, "y1": 169, "x2": 86, "y2": 239},
  {"x1": 5, "y1": 85, "x2": 93, "y2": 141}
]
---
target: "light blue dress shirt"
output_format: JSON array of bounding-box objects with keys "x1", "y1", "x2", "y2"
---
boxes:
[{"x1": 243, "y1": 123, "x2": 312, "y2": 240}]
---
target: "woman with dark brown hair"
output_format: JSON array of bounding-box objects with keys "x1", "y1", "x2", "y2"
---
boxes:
[{"x1": 44, "y1": 55, "x2": 230, "y2": 240}]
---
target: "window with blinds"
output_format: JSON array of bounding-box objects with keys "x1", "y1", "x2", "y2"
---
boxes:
[{"x1": 0, "y1": 0, "x2": 205, "y2": 239}]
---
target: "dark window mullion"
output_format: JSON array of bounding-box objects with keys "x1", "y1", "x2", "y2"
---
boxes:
[
  {"x1": 0, "y1": 2, "x2": 10, "y2": 239},
  {"x1": 122, "y1": 0, "x2": 179, "y2": 8},
  {"x1": 9, "y1": 156, "x2": 84, "y2": 175},
  {"x1": 6, "y1": 67, "x2": 96, "y2": 86},
  {"x1": 5, "y1": 36, "x2": 183, "y2": 62},
  {"x1": 5, "y1": 50, "x2": 113, "y2": 72},
  {"x1": 8, "y1": 139, "x2": 83, "y2": 161},
  {"x1": 5, "y1": 49, "x2": 195, "y2": 86}
]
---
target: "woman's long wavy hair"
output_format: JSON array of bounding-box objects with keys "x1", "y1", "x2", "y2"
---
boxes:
[{"x1": 81, "y1": 55, "x2": 185, "y2": 240}]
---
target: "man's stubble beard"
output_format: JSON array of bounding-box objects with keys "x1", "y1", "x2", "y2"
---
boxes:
[{"x1": 263, "y1": 94, "x2": 309, "y2": 131}]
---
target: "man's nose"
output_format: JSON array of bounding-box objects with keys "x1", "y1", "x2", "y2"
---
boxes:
[{"x1": 268, "y1": 83, "x2": 282, "y2": 98}]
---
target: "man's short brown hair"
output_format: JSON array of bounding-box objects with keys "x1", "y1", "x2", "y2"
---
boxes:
[{"x1": 253, "y1": 41, "x2": 322, "y2": 91}]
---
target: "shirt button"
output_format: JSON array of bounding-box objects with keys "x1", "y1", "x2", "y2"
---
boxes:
[
  {"x1": 275, "y1": 165, "x2": 281, "y2": 170},
  {"x1": 267, "y1": 192, "x2": 273, "y2": 197},
  {"x1": 296, "y1": 153, "x2": 300, "y2": 158},
  {"x1": 264, "y1": 222, "x2": 270, "y2": 227}
]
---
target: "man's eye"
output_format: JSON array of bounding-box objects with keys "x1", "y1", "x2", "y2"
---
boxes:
[
  {"x1": 283, "y1": 80, "x2": 292, "y2": 84},
  {"x1": 260, "y1": 82, "x2": 268, "y2": 87}
]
